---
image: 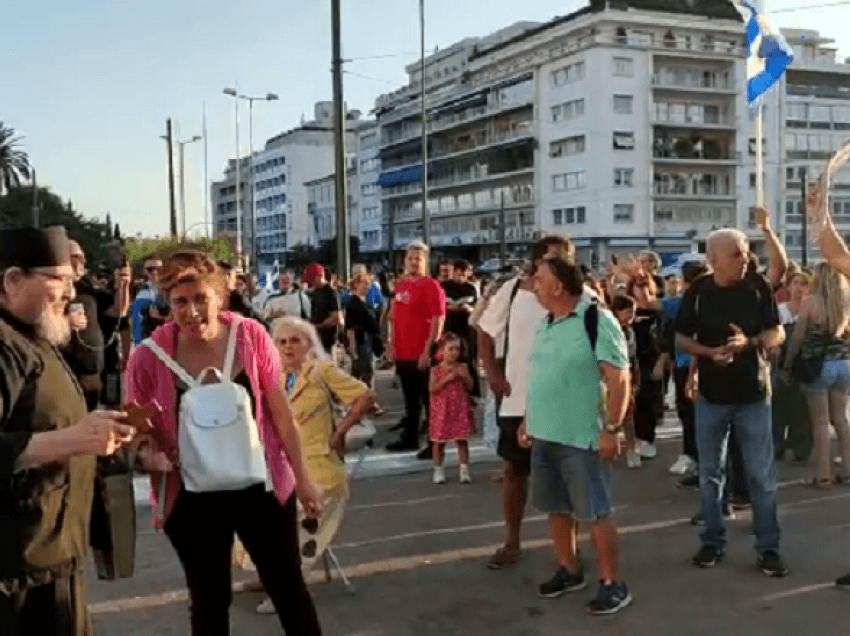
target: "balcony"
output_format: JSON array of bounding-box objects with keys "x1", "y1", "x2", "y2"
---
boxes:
[
  {"x1": 653, "y1": 116, "x2": 736, "y2": 129},
  {"x1": 382, "y1": 165, "x2": 533, "y2": 200},
  {"x1": 651, "y1": 75, "x2": 735, "y2": 93},
  {"x1": 653, "y1": 136, "x2": 740, "y2": 164},
  {"x1": 387, "y1": 187, "x2": 534, "y2": 223}
]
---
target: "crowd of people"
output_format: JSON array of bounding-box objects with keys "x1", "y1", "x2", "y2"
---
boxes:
[{"x1": 4, "y1": 198, "x2": 850, "y2": 633}]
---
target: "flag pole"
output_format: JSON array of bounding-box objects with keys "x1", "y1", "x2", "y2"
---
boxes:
[{"x1": 756, "y1": 102, "x2": 765, "y2": 209}]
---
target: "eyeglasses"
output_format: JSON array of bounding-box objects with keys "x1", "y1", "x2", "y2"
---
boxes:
[
  {"x1": 145, "y1": 267, "x2": 159, "y2": 273},
  {"x1": 276, "y1": 336, "x2": 302, "y2": 346},
  {"x1": 30, "y1": 271, "x2": 75, "y2": 288}
]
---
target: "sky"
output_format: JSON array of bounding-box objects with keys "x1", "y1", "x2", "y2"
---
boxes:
[{"x1": 3, "y1": 0, "x2": 849, "y2": 240}]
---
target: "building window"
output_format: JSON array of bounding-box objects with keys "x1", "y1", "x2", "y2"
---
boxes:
[
  {"x1": 613, "y1": 131, "x2": 635, "y2": 150},
  {"x1": 551, "y1": 98, "x2": 585, "y2": 123},
  {"x1": 613, "y1": 95, "x2": 633, "y2": 115},
  {"x1": 552, "y1": 171, "x2": 586, "y2": 191},
  {"x1": 614, "y1": 168, "x2": 634, "y2": 187},
  {"x1": 552, "y1": 209, "x2": 563, "y2": 225},
  {"x1": 614, "y1": 204, "x2": 634, "y2": 223},
  {"x1": 550, "y1": 61, "x2": 585, "y2": 87},
  {"x1": 550, "y1": 135, "x2": 586, "y2": 158},
  {"x1": 613, "y1": 57, "x2": 634, "y2": 77}
]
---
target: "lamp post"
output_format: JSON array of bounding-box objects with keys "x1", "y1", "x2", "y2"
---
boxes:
[
  {"x1": 175, "y1": 134, "x2": 202, "y2": 237},
  {"x1": 223, "y1": 88, "x2": 278, "y2": 273}
]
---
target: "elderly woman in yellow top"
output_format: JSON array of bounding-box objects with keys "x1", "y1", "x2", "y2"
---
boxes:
[{"x1": 255, "y1": 315, "x2": 373, "y2": 614}]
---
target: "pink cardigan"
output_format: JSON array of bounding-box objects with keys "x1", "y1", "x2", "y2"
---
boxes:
[{"x1": 126, "y1": 312, "x2": 296, "y2": 528}]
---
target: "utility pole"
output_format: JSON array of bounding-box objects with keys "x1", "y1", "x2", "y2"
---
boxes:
[
  {"x1": 420, "y1": 0, "x2": 430, "y2": 248},
  {"x1": 165, "y1": 119, "x2": 178, "y2": 237},
  {"x1": 800, "y1": 166, "x2": 808, "y2": 267},
  {"x1": 31, "y1": 168, "x2": 39, "y2": 228},
  {"x1": 331, "y1": 0, "x2": 350, "y2": 280}
]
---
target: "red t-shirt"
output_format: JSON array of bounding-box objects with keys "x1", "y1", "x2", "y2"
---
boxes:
[{"x1": 392, "y1": 276, "x2": 446, "y2": 360}]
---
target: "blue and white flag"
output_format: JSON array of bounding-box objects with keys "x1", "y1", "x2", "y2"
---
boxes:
[{"x1": 732, "y1": 0, "x2": 794, "y2": 105}]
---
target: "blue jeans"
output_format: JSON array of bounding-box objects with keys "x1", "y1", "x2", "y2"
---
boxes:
[
  {"x1": 695, "y1": 397, "x2": 780, "y2": 554},
  {"x1": 802, "y1": 359, "x2": 850, "y2": 394}
]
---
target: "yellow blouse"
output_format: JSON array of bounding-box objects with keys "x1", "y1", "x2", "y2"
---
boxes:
[{"x1": 288, "y1": 359, "x2": 372, "y2": 496}]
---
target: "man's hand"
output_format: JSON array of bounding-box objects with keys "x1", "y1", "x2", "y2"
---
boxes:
[
  {"x1": 725, "y1": 324, "x2": 749, "y2": 355},
  {"x1": 598, "y1": 431, "x2": 621, "y2": 462},
  {"x1": 517, "y1": 419, "x2": 532, "y2": 449},
  {"x1": 685, "y1": 373, "x2": 698, "y2": 402},
  {"x1": 115, "y1": 265, "x2": 132, "y2": 288},
  {"x1": 68, "y1": 411, "x2": 137, "y2": 456},
  {"x1": 487, "y1": 371, "x2": 511, "y2": 400},
  {"x1": 417, "y1": 350, "x2": 431, "y2": 371},
  {"x1": 651, "y1": 358, "x2": 666, "y2": 382}
]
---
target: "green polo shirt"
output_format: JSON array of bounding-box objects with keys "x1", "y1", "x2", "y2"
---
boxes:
[{"x1": 526, "y1": 301, "x2": 629, "y2": 450}]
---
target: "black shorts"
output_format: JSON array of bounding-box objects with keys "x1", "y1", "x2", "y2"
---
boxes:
[{"x1": 497, "y1": 415, "x2": 531, "y2": 477}]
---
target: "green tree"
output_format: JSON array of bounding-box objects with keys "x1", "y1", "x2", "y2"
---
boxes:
[{"x1": 0, "y1": 123, "x2": 32, "y2": 195}]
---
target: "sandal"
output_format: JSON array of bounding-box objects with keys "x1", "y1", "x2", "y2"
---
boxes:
[{"x1": 802, "y1": 477, "x2": 833, "y2": 490}]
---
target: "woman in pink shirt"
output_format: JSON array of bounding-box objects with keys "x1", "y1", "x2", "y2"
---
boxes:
[{"x1": 127, "y1": 251, "x2": 323, "y2": 636}]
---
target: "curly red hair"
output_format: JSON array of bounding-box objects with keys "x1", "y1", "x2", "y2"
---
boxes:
[{"x1": 157, "y1": 251, "x2": 227, "y2": 301}]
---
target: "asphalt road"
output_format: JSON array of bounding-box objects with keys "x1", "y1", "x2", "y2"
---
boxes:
[{"x1": 87, "y1": 371, "x2": 850, "y2": 636}]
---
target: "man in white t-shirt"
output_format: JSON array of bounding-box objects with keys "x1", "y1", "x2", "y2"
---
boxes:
[
  {"x1": 262, "y1": 270, "x2": 311, "y2": 322},
  {"x1": 477, "y1": 235, "x2": 578, "y2": 570}
]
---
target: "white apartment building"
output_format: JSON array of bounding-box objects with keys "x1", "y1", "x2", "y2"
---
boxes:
[
  {"x1": 760, "y1": 30, "x2": 850, "y2": 264},
  {"x1": 304, "y1": 167, "x2": 356, "y2": 247},
  {"x1": 210, "y1": 156, "x2": 252, "y2": 254},
  {"x1": 212, "y1": 102, "x2": 362, "y2": 269},
  {"x1": 354, "y1": 122, "x2": 383, "y2": 256},
  {"x1": 373, "y1": 0, "x2": 760, "y2": 267}
]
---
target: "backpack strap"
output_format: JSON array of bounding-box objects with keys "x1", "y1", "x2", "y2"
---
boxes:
[
  {"x1": 222, "y1": 319, "x2": 241, "y2": 379},
  {"x1": 502, "y1": 277, "x2": 523, "y2": 361},
  {"x1": 142, "y1": 338, "x2": 197, "y2": 388},
  {"x1": 584, "y1": 300, "x2": 599, "y2": 354}
]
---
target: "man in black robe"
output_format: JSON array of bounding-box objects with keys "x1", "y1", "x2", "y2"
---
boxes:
[{"x1": 0, "y1": 226, "x2": 137, "y2": 635}]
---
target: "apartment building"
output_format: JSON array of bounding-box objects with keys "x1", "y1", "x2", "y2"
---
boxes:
[{"x1": 372, "y1": 0, "x2": 755, "y2": 267}]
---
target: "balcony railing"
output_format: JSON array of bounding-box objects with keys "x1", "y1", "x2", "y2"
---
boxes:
[
  {"x1": 387, "y1": 190, "x2": 534, "y2": 223},
  {"x1": 651, "y1": 75, "x2": 736, "y2": 91},
  {"x1": 653, "y1": 148, "x2": 741, "y2": 162},
  {"x1": 653, "y1": 115, "x2": 736, "y2": 127},
  {"x1": 382, "y1": 166, "x2": 534, "y2": 200}
]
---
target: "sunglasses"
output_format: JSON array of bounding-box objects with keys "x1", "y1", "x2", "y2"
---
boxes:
[
  {"x1": 301, "y1": 517, "x2": 319, "y2": 558},
  {"x1": 276, "y1": 337, "x2": 302, "y2": 346}
]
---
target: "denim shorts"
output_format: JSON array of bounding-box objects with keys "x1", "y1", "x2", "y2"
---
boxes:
[
  {"x1": 802, "y1": 359, "x2": 850, "y2": 394},
  {"x1": 531, "y1": 440, "x2": 613, "y2": 520}
]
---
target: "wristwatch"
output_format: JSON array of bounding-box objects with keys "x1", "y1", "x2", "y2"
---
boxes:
[{"x1": 604, "y1": 423, "x2": 623, "y2": 435}]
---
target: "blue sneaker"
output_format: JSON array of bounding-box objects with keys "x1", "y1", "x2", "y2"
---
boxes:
[
  {"x1": 586, "y1": 582, "x2": 633, "y2": 615},
  {"x1": 537, "y1": 567, "x2": 587, "y2": 598}
]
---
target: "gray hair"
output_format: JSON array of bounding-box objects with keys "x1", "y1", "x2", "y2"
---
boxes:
[
  {"x1": 406, "y1": 240, "x2": 429, "y2": 254},
  {"x1": 706, "y1": 228, "x2": 748, "y2": 258},
  {"x1": 271, "y1": 316, "x2": 329, "y2": 361}
]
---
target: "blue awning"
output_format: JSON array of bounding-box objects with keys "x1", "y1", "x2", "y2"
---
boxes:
[{"x1": 377, "y1": 165, "x2": 423, "y2": 187}]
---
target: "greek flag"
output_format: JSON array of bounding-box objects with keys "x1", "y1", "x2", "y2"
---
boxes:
[{"x1": 732, "y1": 0, "x2": 794, "y2": 105}]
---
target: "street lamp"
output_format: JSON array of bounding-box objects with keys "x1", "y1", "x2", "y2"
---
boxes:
[
  {"x1": 223, "y1": 88, "x2": 279, "y2": 273},
  {"x1": 175, "y1": 134, "x2": 202, "y2": 236}
]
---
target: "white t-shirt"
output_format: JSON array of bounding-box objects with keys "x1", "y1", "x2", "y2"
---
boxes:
[
  {"x1": 263, "y1": 289, "x2": 311, "y2": 320},
  {"x1": 478, "y1": 277, "x2": 548, "y2": 417}
]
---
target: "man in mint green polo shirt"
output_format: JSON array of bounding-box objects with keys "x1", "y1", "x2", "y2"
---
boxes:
[{"x1": 518, "y1": 256, "x2": 632, "y2": 615}]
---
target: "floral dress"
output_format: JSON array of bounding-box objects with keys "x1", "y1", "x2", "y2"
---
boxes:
[{"x1": 429, "y1": 365, "x2": 474, "y2": 443}]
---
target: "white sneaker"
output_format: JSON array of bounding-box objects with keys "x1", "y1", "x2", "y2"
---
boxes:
[
  {"x1": 626, "y1": 451, "x2": 642, "y2": 469},
  {"x1": 459, "y1": 464, "x2": 472, "y2": 484},
  {"x1": 256, "y1": 597, "x2": 275, "y2": 614},
  {"x1": 669, "y1": 454, "x2": 694, "y2": 475},
  {"x1": 433, "y1": 466, "x2": 446, "y2": 484},
  {"x1": 639, "y1": 441, "x2": 657, "y2": 459}
]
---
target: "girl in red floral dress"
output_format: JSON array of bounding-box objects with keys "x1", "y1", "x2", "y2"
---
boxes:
[{"x1": 429, "y1": 333, "x2": 474, "y2": 484}]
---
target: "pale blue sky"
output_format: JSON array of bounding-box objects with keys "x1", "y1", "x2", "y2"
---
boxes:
[{"x1": 3, "y1": 0, "x2": 847, "y2": 238}]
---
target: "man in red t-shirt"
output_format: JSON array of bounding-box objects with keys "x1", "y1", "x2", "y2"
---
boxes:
[{"x1": 386, "y1": 242, "x2": 446, "y2": 451}]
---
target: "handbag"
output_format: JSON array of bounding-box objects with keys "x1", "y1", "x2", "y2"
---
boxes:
[{"x1": 312, "y1": 364, "x2": 376, "y2": 455}]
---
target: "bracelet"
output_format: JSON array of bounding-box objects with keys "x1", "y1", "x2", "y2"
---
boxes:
[{"x1": 603, "y1": 424, "x2": 623, "y2": 434}]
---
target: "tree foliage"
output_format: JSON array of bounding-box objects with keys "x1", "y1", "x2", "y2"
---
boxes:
[
  {"x1": 123, "y1": 235, "x2": 237, "y2": 269},
  {"x1": 0, "y1": 124, "x2": 31, "y2": 195}
]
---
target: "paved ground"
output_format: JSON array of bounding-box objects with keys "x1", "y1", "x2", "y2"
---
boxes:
[{"x1": 88, "y1": 371, "x2": 850, "y2": 635}]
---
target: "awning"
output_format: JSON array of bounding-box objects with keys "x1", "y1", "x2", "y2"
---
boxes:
[{"x1": 377, "y1": 165, "x2": 423, "y2": 187}]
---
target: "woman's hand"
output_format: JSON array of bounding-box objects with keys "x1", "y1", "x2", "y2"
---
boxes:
[
  {"x1": 296, "y1": 477, "x2": 324, "y2": 519},
  {"x1": 330, "y1": 428, "x2": 346, "y2": 457},
  {"x1": 138, "y1": 445, "x2": 175, "y2": 472},
  {"x1": 517, "y1": 419, "x2": 532, "y2": 449}
]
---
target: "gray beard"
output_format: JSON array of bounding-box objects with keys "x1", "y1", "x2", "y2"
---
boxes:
[{"x1": 37, "y1": 307, "x2": 72, "y2": 347}]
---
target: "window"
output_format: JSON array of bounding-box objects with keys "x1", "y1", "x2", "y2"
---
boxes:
[
  {"x1": 614, "y1": 168, "x2": 634, "y2": 187},
  {"x1": 748, "y1": 137, "x2": 766, "y2": 156},
  {"x1": 613, "y1": 131, "x2": 635, "y2": 150},
  {"x1": 551, "y1": 98, "x2": 585, "y2": 122},
  {"x1": 613, "y1": 57, "x2": 634, "y2": 77},
  {"x1": 552, "y1": 209, "x2": 563, "y2": 225},
  {"x1": 550, "y1": 61, "x2": 585, "y2": 86},
  {"x1": 552, "y1": 171, "x2": 586, "y2": 191},
  {"x1": 614, "y1": 204, "x2": 634, "y2": 223},
  {"x1": 550, "y1": 135, "x2": 586, "y2": 158},
  {"x1": 613, "y1": 95, "x2": 633, "y2": 115}
]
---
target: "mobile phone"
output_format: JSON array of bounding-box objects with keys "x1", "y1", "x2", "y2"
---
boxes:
[
  {"x1": 610, "y1": 255, "x2": 619, "y2": 266},
  {"x1": 69, "y1": 302, "x2": 85, "y2": 315}
]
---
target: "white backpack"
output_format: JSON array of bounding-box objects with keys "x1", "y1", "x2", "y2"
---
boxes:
[{"x1": 142, "y1": 321, "x2": 269, "y2": 492}]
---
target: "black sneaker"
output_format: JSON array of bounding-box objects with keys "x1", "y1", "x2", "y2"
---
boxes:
[
  {"x1": 586, "y1": 582, "x2": 633, "y2": 615},
  {"x1": 836, "y1": 573, "x2": 850, "y2": 588},
  {"x1": 757, "y1": 551, "x2": 789, "y2": 578},
  {"x1": 692, "y1": 545, "x2": 725, "y2": 568},
  {"x1": 537, "y1": 568, "x2": 587, "y2": 598},
  {"x1": 386, "y1": 440, "x2": 419, "y2": 452},
  {"x1": 678, "y1": 474, "x2": 700, "y2": 489}
]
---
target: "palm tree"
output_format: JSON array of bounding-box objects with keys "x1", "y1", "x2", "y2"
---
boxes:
[{"x1": 0, "y1": 123, "x2": 32, "y2": 195}]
